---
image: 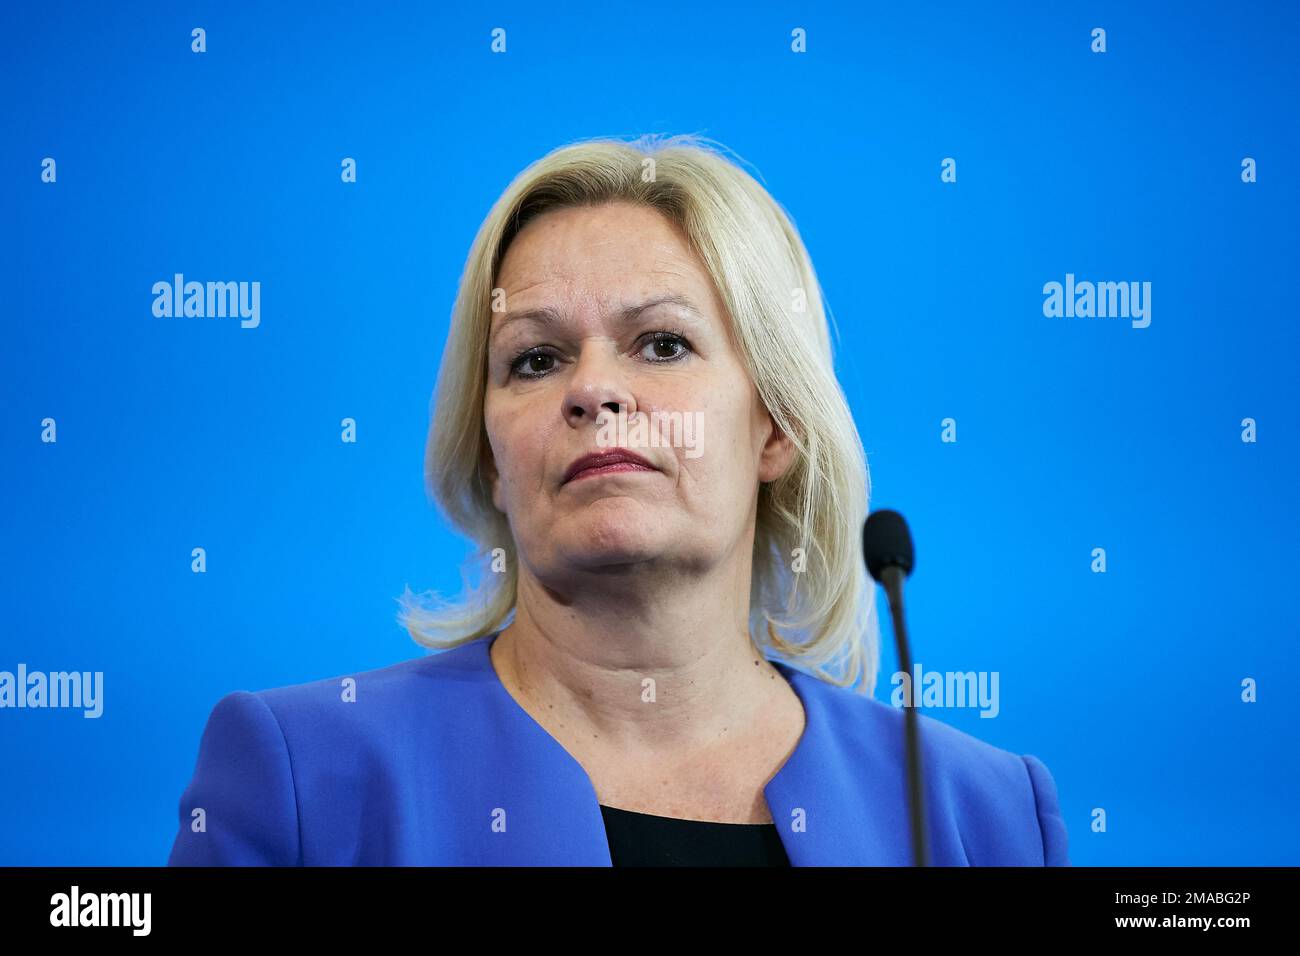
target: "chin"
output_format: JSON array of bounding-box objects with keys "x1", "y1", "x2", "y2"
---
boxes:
[{"x1": 562, "y1": 517, "x2": 667, "y2": 565}]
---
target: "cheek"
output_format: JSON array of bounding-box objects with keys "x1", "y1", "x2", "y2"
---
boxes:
[
  {"x1": 699, "y1": 394, "x2": 753, "y2": 460},
  {"x1": 673, "y1": 399, "x2": 749, "y2": 488},
  {"x1": 487, "y1": 415, "x2": 548, "y2": 498}
]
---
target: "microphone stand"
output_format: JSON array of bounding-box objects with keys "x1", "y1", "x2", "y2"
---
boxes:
[{"x1": 880, "y1": 564, "x2": 930, "y2": 867}]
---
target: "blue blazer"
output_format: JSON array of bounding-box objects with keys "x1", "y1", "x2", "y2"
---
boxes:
[{"x1": 167, "y1": 632, "x2": 1070, "y2": 866}]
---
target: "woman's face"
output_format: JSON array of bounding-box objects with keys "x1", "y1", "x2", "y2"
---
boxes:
[{"x1": 483, "y1": 200, "x2": 794, "y2": 583}]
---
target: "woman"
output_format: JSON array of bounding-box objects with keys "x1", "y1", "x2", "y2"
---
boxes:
[{"x1": 168, "y1": 134, "x2": 1069, "y2": 866}]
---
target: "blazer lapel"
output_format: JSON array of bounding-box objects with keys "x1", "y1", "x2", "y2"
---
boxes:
[
  {"x1": 453, "y1": 636, "x2": 613, "y2": 865},
  {"x1": 764, "y1": 662, "x2": 905, "y2": 865},
  {"x1": 454, "y1": 636, "x2": 894, "y2": 866}
]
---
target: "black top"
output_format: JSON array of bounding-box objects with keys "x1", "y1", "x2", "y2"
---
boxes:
[{"x1": 599, "y1": 804, "x2": 791, "y2": 866}]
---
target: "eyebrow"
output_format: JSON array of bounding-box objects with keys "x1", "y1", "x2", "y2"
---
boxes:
[{"x1": 489, "y1": 293, "x2": 704, "y2": 344}]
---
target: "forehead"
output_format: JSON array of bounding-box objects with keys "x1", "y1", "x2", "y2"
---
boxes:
[{"x1": 494, "y1": 201, "x2": 713, "y2": 304}]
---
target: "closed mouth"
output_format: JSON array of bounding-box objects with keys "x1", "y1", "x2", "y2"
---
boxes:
[{"x1": 563, "y1": 451, "x2": 657, "y2": 485}]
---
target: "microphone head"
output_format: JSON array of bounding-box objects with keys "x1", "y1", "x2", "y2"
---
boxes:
[{"x1": 863, "y1": 509, "x2": 915, "y2": 581}]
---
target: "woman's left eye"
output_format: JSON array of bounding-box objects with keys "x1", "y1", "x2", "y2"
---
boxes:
[{"x1": 640, "y1": 331, "x2": 691, "y2": 362}]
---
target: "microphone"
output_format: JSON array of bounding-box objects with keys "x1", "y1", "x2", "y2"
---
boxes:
[{"x1": 863, "y1": 508, "x2": 930, "y2": 867}]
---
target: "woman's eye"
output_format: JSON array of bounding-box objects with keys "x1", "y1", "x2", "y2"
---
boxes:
[
  {"x1": 508, "y1": 332, "x2": 691, "y2": 380},
  {"x1": 641, "y1": 331, "x2": 691, "y2": 362},
  {"x1": 509, "y1": 350, "x2": 556, "y2": 379}
]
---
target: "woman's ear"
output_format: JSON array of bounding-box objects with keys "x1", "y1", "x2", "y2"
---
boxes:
[
  {"x1": 481, "y1": 447, "x2": 505, "y2": 514},
  {"x1": 758, "y1": 412, "x2": 798, "y2": 485}
]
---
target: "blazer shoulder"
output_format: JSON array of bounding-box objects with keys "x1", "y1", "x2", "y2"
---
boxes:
[
  {"x1": 168, "y1": 640, "x2": 492, "y2": 865},
  {"x1": 231, "y1": 640, "x2": 499, "y2": 772},
  {"x1": 168, "y1": 689, "x2": 300, "y2": 865},
  {"x1": 253, "y1": 640, "x2": 490, "y2": 721},
  {"x1": 789, "y1": 671, "x2": 1070, "y2": 865}
]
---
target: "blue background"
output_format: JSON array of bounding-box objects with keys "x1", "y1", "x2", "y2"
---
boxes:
[{"x1": 2, "y1": 0, "x2": 1296, "y2": 865}]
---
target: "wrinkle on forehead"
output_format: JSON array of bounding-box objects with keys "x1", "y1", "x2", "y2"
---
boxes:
[
  {"x1": 496, "y1": 204, "x2": 696, "y2": 286},
  {"x1": 499, "y1": 249, "x2": 699, "y2": 297},
  {"x1": 489, "y1": 204, "x2": 729, "y2": 346}
]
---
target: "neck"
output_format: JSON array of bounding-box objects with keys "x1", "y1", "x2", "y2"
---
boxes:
[{"x1": 491, "y1": 555, "x2": 786, "y2": 756}]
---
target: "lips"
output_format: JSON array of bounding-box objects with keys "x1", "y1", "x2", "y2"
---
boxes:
[{"x1": 562, "y1": 450, "x2": 657, "y2": 485}]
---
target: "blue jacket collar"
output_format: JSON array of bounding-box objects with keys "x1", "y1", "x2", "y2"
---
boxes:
[{"x1": 456, "y1": 632, "x2": 882, "y2": 866}]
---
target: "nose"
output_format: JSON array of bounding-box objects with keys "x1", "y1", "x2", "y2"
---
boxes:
[{"x1": 562, "y1": 343, "x2": 637, "y2": 428}]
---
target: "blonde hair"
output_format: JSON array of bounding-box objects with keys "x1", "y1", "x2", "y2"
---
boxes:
[{"x1": 397, "y1": 133, "x2": 880, "y2": 694}]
